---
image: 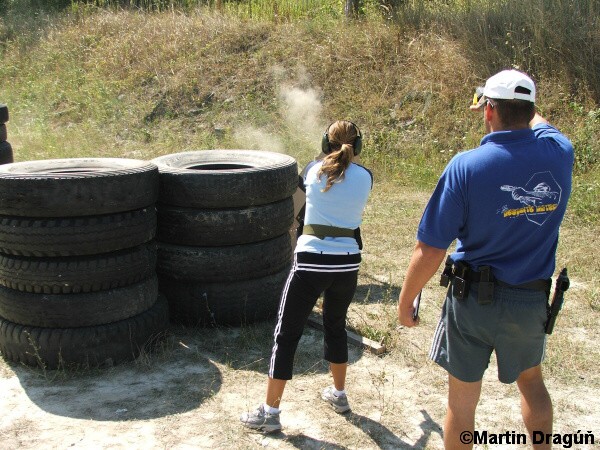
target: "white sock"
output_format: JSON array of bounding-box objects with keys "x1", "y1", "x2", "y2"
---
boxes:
[
  {"x1": 264, "y1": 403, "x2": 280, "y2": 414},
  {"x1": 333, "y1": 387, "x2": 346, "y2": 397}
]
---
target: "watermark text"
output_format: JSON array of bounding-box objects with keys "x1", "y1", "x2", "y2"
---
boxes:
[{"x1": 458, "y1": 430, "x2": 595, "y2": 448}]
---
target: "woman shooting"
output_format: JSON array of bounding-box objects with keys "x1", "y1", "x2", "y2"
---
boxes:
[{"x1": 240, "y1": 120, "x2": 373, "y2": 433}]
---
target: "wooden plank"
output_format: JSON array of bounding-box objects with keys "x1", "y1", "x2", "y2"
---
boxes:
[{"x1": 306, "y1": 313, "x2": 387, "y2": 355}]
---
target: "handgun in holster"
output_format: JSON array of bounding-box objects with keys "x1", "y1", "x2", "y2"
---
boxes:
[
  {"x1": 545, "y1": 267, "x2": 569, "y2": 335},
  {"x1": 477, "y1": 265, "x2": 494, "y2": 305},
  {"x1": 440, "y1": 256, "x2": 454, "y2": 287},
  {"x1": 452, "y1": 261, "x2": 469, "y2": 300}
]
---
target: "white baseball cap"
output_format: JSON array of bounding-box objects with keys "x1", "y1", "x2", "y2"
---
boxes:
[{"x1": 473, "y1": 69, "x2": 536, "y2": 108}]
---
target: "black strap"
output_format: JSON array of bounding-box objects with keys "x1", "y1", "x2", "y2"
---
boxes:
[
  {"x1": 495, "y1": 278, "x2": 551, "y2": 293},
  {"x1": 300, "y1": 224, "x2": 363, "y2": 250},
  {"x1": 297, "y1": 174, "x2": 306, "y2": 193},
  {"x1": 303, "y1": 224, "x2": 355, "y2": 238},
  {"x1": 296, "y1": 175, "x2": 306, "y2": 238},
  {"x1": 464, "y1": 269, "x2": 550, "y2": 292}
]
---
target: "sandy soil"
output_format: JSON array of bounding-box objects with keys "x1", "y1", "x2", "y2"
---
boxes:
[{"x1": 1, "y1": 304, "x2": 599, "y2": 450}]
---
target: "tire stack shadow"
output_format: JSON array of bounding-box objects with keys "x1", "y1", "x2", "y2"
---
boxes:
[
  {"x1": 152, "y1": 149, "x2": 298, "y2": 327},
  {"x1": 0, "y1": 158, "x2": 169, "y2": 369}
]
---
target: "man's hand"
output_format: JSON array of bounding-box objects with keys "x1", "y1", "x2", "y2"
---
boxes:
[
  {"x1": 397, "y1": 241, "x2": 447, "y2": 329},
  {"x1": 398, "y1": 302, "x2": 419, "y2": 327}
]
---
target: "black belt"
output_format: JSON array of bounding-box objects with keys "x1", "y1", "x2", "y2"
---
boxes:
[
  {"x1": 465, "y1": 270, "x2": 551, "y2": 292},
  {"x1": 441, "y1": 257, "x2": 551, "y2": 304}
]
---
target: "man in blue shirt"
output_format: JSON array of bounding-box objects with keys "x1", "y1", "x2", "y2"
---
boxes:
[{"x1": 398, "y1": 70, "x2": 573, "y2": 449}]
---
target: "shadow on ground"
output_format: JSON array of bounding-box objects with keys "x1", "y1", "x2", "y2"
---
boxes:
[
  {"x1": 283, "y1": 432, "x2": 348, "y2": 449},
  {"x1": 5, "y1": 313, "x2": 369, "y2": 422},
  {"x1": 6, "y1": 328, "x2": 223, "y2": 421},
  {"x1": 345, "y1": 409, "x2": 443, "y2": 449},
  {"x1": 354, "y1": 275, "x2": 401, "y2": 305},
  {"x1": 265, "y1": 409, "x2": 442, "y2": 450},
  {"x1": 182, "y1": 314, "x2": 366, "y2": 377}
]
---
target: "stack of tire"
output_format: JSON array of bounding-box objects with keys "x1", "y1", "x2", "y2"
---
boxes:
[
  {"x1": 0, "y1": 158, "x2": 169, "y2": 369},
  {"x1": 0, "y1": 104, "x2": 14, "y2": 164},
  {"x1": 152, "y1": 150, "x2": 298, "y2": 326}
]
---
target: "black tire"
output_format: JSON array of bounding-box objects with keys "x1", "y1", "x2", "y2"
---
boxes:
[
  {"x1": 157, "y1": 233, "x2": 291, "y2": 282},
  {"x1": 0, "y1": 124, "x2": 6, "y2": 142},
  {"x1": 0, "y1": 158, "x2": 158, "y2": 217},
  {"x1": 0, "y1": 276, "x2": 158, "y2": 328},
  {"x1": 0, "y1": 207, "x2": 156, "y2": 257},
  {"x1": 157, "y1": 197, "x2": 293, "y2": 246},
  {"x1": 0, "y1": 104, "x2": 7, "y2": 124},
  {"x1": 0, "y1": 141, "x2": 12, "y2": 165},
  {"x1": 159, "y1": 266, "x2": 290, "y2": 326},
  {"x1": 0, "y1": 295, "x2": 169, "y2": 369},
  {"x1": 0, "y1": 242, "x2": 157, "y2": 294},
  {"x1": 153, "y1": 150, "x2": 298, "y2": 208}
]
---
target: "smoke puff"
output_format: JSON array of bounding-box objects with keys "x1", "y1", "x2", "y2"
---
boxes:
[
  {"x1": 280, "y1": 86, "x2": 324, "y2": 139},
  {"x1": 233, "y1": 125, "x2": 285, "y2": 153}
]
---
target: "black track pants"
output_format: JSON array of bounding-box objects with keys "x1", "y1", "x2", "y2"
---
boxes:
[{"x1": 269, "y1": 252, "x2": 360, "y2": 380}]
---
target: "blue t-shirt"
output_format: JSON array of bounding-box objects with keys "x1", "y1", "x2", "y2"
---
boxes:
[
  {"x1": 296, "y1": 161, "x2": 373, "y2": 254},
  {"x1": 418, "y1": 124, "x2": 573, "y2": 284}
]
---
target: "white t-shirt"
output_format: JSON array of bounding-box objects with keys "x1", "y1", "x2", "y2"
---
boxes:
[{"x1": 295, "y1": 161, "x2": 372, "y2": 254}]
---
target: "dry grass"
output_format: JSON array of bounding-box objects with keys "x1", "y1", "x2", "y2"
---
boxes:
[
  {"x1": 0, "y1": 0, "x2": 596, "y2": 393},
  {"x1": 2, "y1": 8, "x2": 596, "y2": 225},
  {"x1": 0, "y1": 6, "x2": 598, "y2": 448}
]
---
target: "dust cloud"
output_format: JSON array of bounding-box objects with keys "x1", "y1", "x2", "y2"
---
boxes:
[
  {"x1": 232, "y1": 126, "x2": 285, "y2": 153},
  {"x1": 232, "y1": 67, "x2": 326, "y2": 163}
]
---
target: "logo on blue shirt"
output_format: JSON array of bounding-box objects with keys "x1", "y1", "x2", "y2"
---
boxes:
[{"x1": 498, "y1": 171, "x2": 561, "y2": 226}]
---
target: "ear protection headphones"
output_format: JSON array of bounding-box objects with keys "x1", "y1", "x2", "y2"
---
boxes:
[{"x1": 321, "y1": 121, "x2": 363, "y2": 156}]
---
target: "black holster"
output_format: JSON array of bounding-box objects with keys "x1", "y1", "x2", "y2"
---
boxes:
[
  {"x1": 440, "y1": 256, "x2": 453, "y2": 287},
  {"x1": 477, "y1": 266, "x2": 494, "y2": 305},
  {"x1": 452, "y1": 261, "x2": 469, "y2": 300},
  {"x1": 354, "y1": 227, "x2": 363, "y2": 250},
  {"x1": 440, "y1": 259, "x2": 493, "y2": 304}
]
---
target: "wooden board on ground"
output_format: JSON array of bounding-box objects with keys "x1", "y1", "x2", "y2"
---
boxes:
[{"x1": 307, "y1": 313, "x2": 387, "y2": 355}]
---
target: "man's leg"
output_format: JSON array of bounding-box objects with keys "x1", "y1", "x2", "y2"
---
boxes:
[
  {"x1": 444, "y1": 374, "x2": 482, "y2": 450},
  {"x1": 516, "y1": 365, "x2": 553, "y2": 450}
]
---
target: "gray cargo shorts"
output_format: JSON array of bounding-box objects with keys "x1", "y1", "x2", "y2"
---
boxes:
[{"x1": 429, "y1": 281, "x2": 549, "y2": 384}]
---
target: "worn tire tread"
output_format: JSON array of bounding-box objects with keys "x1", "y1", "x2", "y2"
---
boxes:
[{"x1": 0, "y1": 295, "x2": 169, "y2": 369}]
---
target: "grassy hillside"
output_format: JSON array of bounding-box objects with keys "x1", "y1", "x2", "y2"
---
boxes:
[{"x1": 0, "y1": 0, "x2": 598, "y2": 223}]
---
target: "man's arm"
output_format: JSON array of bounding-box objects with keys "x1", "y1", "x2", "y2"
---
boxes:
[
  {"x1": 398, "y1": 240, "x2": 447, "y2": 327},
  {"x1": 529, "y1": 112, "x2": 548, "y2": 128}
]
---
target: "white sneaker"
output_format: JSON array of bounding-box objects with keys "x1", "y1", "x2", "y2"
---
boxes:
[
  {"x1": 321, "y1": 386, "x2": 351, "y2": 413},
  {"x1": 240, "y1": 404, "x2": 282, "y2": 433}
]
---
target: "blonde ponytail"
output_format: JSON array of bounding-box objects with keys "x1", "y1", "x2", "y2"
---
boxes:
[{"x1": 318, "y1": 121, "x2": 359, "y2": 192}]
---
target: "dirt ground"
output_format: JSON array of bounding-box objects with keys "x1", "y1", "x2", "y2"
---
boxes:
[
  {"x1": 1, "y1": 186, "x2": 599, "y2": 449},
  {"x1": 1, "y1": 290, "x2": 599, "y2": 450}
]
